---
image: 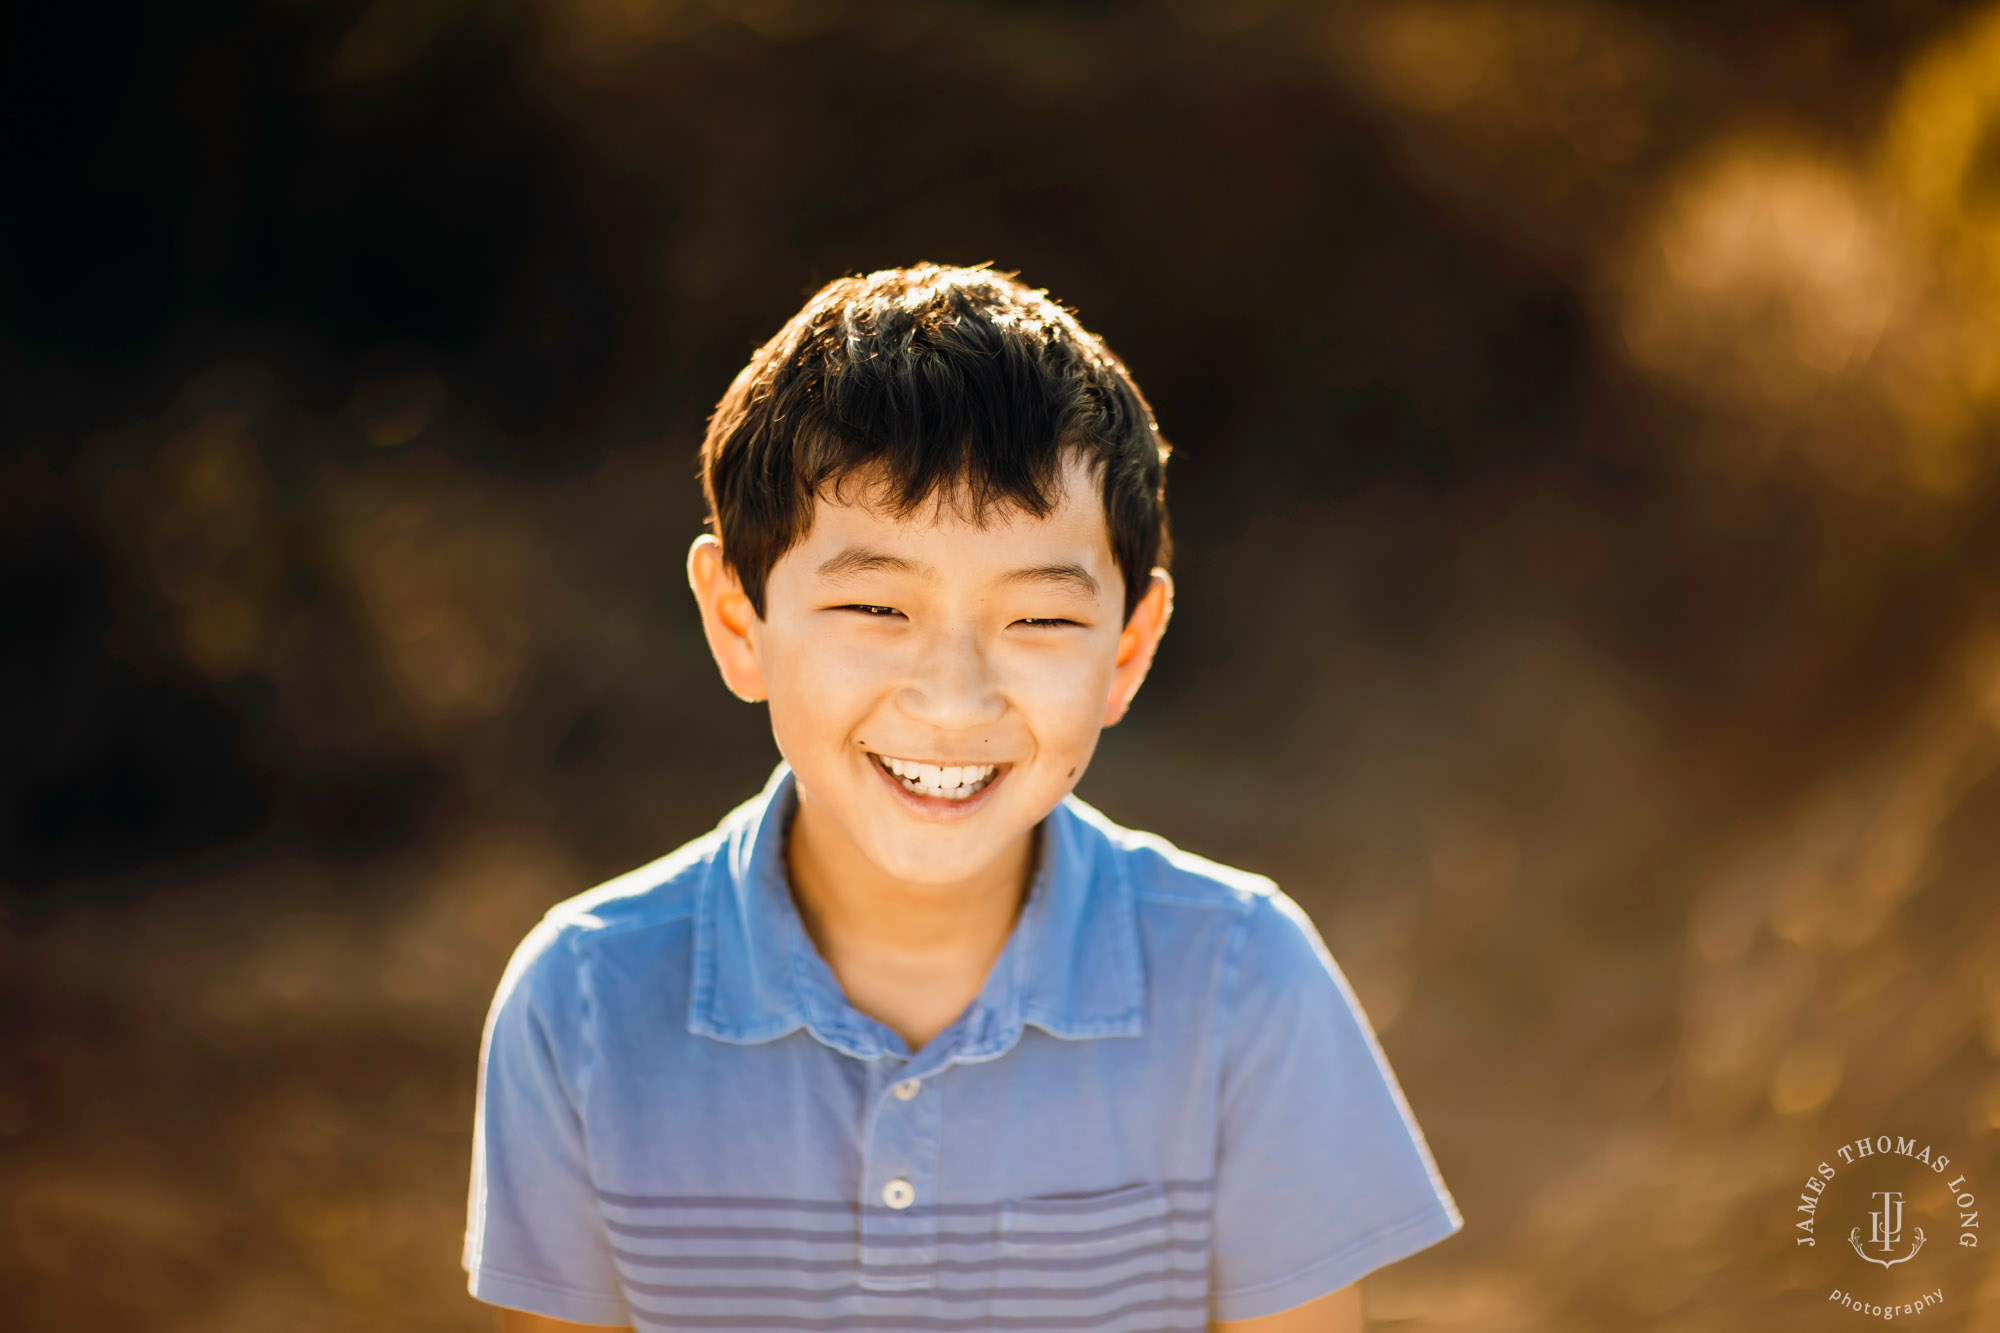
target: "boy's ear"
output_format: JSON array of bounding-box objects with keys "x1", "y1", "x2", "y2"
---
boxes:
[
  {"x1": 687, "y1": 534, "x2": 768, "y2": 704},
  {"x1": 1102, "y1": 567, "x2": 1174, "y2": 728}
]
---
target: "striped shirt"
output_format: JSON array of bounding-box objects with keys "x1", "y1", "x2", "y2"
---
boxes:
[{"x1": 464, "y1": 759, "x2": 1461, "y2": 1328}]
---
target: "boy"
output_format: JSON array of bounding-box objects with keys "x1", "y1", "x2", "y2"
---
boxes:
[{"x1": 464, "y1": 263, "x2": 1461, "y2": 1332}]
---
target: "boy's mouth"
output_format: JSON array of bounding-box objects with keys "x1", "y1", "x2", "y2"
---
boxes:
[{"x1": 867, "y1": 752, "x2": 1005, "y2": 802}]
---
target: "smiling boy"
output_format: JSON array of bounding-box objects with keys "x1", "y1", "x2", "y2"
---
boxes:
[{"x1": 464, "y1": 264, "x2": 1461, "y2": 1332}]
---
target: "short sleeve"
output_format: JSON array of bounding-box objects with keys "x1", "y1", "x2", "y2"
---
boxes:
[
  {"x1": 1209, "y1": 889, "x2": 1463, "y2": 1321},
  {"x1": 464, "y1": 918, "x2": 632, "y2": 1326}
]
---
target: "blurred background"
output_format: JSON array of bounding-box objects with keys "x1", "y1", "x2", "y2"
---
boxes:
[{"x1": 6, "y1": 0, "x2": 2000, "y2": 1328}]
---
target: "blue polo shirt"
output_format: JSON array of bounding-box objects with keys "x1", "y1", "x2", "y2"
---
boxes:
[{"x1": 465, "y1": 760, "x2": 1460, "y2": 1329}]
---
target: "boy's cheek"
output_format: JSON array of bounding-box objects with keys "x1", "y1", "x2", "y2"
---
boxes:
[
  {"x1": 1013, "y1": 649, "x2": 1119, "y2": 711},
  {"x1": 764, "y1": 631, "x2": 879, "y2": 693}
]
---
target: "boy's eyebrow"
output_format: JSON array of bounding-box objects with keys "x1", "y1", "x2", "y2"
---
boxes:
[
  {"x1": 1002, "y1": 561, "x2": 1102, "y2": 601},
  {"x1": 815, "y1": 547, "x2": 925, "y2": 582},
  {"x1": 814, "y1": 546, "x2": 1102, "y2": 600}
]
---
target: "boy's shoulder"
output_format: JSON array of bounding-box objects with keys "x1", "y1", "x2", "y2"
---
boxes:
[
  {"x1": 1069, "y1": 795, "x2": 1336, "y2": 981},
  {"x1": 528, "y1": 788, "x2": 1300, "y2": 927},
  {"x1": 1064, "y1": 793, "x2": 1280, "y2": 917},
  {"x1": 502, "y1": 785, "x2": 1318, "y2": 992},
  {"x1": 488, "y1": 820, "x2": 730, "y2": 1019},
  {"x1": 536, "y1": 776, "x2": 786, "y2": 941},
  {"x1": 540, "y1": 824, "x2": 729, "y2": 943}
]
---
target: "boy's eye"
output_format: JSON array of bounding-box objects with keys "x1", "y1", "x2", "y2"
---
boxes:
[{"x1": 833, "y1": 606, "x2": 1078, "y2": 629}]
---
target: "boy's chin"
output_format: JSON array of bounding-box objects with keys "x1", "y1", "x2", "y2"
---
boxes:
[{"x1": 846, "y1": 770, "x2": 1043, "y2": 875}]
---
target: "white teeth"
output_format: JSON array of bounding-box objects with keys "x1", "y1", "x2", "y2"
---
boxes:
[{"x1": 874, "y1": 754, "x2": 999, "y2": 800}]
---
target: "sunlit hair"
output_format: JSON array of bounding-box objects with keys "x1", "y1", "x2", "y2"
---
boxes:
[{"x1": 697, "y1": 262, "x2": 1173, "y2": 624}]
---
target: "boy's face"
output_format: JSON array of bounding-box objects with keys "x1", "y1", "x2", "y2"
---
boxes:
[{"x1": 688, "y1": 451, "x2": 1172, "y2": 888}]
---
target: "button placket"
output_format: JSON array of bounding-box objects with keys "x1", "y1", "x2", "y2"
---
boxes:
[{"x1": 857, "y1": 1060, "x2": 943, "y2": 1290}]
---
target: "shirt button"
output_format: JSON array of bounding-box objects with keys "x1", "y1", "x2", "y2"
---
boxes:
[
  {"x1": 892, "y1": 1078, "x2": 921, "y2": 1101},
  {"x1": 881, "y1": 1177, "x2": 915, "y2": 1209}
]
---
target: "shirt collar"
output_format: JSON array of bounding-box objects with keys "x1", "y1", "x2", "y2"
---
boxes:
[{"x1": 689, "y1": 759, "x2": 1145, "y2": 1063}]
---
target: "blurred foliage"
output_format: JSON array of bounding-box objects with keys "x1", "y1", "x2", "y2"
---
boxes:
[{"x1": 4, "y1": 0, "x2": 2000, "y2": 1329}]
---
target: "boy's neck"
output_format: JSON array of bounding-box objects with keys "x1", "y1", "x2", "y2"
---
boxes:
[{"x1": 783, "y1": 791, "x2": 1039, "y2": 1053}]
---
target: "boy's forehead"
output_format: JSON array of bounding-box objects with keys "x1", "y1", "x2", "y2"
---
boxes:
[{"x1": 786, "y1": 455, "x2": 1115, "y2": 582}]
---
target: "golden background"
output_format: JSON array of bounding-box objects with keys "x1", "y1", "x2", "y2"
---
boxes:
[{"x1": 5, "y1": 1, "x2": 1999, "y2": 1328}]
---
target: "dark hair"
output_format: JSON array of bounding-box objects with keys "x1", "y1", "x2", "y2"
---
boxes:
[{"x1": 697, "y1": 262, "x2": 1173, "y2": 625}]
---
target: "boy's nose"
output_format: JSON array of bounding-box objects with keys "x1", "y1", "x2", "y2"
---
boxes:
[{"x1": 895, "y1": 631, "x2": 1006, "y2": 729}]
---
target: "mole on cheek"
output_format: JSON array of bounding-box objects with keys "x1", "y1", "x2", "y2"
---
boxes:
[{"x1": 1068, "y1": 767, "x2": 1076, "y2": 777}]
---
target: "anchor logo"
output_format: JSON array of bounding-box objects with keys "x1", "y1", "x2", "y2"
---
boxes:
[{"x1": 1849, "y1": 1190, "x2": 1926, "y2": 1269}]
